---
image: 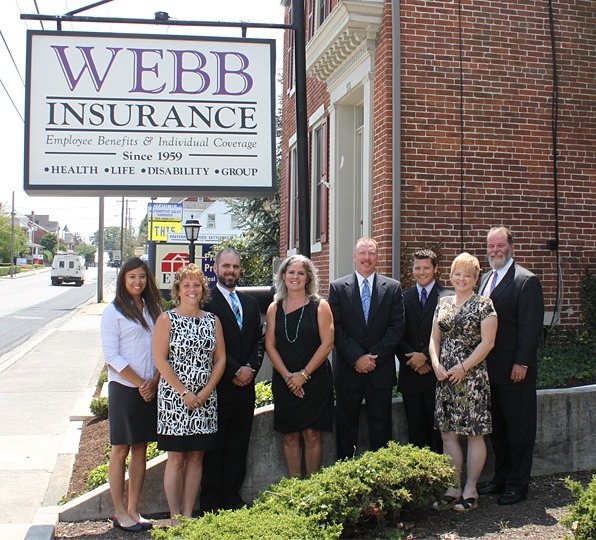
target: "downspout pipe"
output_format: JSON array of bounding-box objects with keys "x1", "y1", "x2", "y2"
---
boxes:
[{"x1": 391, "y1": 0, "x2": 401, "y2": 280}]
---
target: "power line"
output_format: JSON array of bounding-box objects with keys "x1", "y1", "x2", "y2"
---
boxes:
[
  {"x1": 0, "y1": 75, "x2": 24, "y2": 122},
  {"x1": 0, "y1": 29, "x2": 25, "y2": 86}
]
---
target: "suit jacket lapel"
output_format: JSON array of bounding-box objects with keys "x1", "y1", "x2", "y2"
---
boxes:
[
  {"x1": 347, "y1": 273, "x2": 367, "y2": 325},
  {"x1": 490, "y1": 263, "x2": 515, "y2": 300},
  {"x1": 407, "y1": 288, "x2": 423, "y2": 318},
  {"x1": 367, "y1": 274, "x2": 386, "y2": 325},
  {"x1": 213, "y1": 287, "x2": 242, "y2": 335}
]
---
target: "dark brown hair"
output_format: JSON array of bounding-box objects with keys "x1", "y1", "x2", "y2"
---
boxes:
[{"x1": 113, "y1": 257, "x2": 162, "y2": 331}]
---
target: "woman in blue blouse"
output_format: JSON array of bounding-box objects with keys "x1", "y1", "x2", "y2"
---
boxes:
[{"x1": 101, "y1": 257, "x2": 162, "y2": 532}]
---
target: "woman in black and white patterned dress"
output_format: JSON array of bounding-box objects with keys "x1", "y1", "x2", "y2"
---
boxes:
[{"x1": 153, "y1": 264, "x2": 225, "y2": 523}]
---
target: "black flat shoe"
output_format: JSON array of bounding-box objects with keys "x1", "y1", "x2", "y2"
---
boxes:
[
  {"x1": 453, "y1": 496, "x2": 479, "y2": 513},
  {"x1": 113, "y1": 518, "x2": 142, "y2": 532},
  {"x1": 497, "y1": 490, "x2": 527, "y2": 505},
  {"x1": 478, "y1": 482, "x2": 505, "y2": 496}
]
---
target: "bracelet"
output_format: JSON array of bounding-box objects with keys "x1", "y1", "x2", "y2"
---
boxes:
[
  {"x1": 459, "y1": 362, "x2": 467, "y2": 374},
  {"x1": 181, "y1": 388, "x2": 189, "y2": 397},
  {"x1": 300, "y1": 369, "x2": 311, "y2": 381},
  {"x1": 303, "y1": 367, "x2": 311, "y2": 379}
]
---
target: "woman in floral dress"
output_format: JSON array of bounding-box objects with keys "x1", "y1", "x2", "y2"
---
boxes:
[{"x1": 429, "y1": 253, "x2": 498, "y2": 513}]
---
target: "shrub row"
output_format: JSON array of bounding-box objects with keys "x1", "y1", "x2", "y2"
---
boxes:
[{"x1": 152, "y1": 442, "x2": 453, "y2": 540}]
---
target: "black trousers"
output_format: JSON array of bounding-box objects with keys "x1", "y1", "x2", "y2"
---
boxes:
[
  {"x1": 489, "y1": 382, "x2": 537, "y2": 493},
  {"x1": 201, "y1": 398, "x2": 254, "y2": 510},
  {"x1": 402, "y1": 384, "x2": 443, "y2": 454},
  {"x1": 335, "y1": 379, "x2": 393, "y2": 460}
]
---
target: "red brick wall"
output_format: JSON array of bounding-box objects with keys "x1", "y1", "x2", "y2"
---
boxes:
[
  {"x1": 399, "y1": 0, "x2": 596, "y2": 325},
  {"x1": 281, "y1": 0, "x2": 595, "y2": 326}
]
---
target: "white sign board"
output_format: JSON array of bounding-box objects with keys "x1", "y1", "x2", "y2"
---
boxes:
[
  {"x1": 148, "y1": 202, "x2": 183, "y2": 221},
  {"x1": 24, "y1": 31, "x2": 276, "y2": 197}
]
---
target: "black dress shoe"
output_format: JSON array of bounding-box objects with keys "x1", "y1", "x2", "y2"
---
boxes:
[
  {"x1": 477, "y1": 482, "x2": 505, "y2": 496},
  {"x1": 497, "y1": 490, "x2": 527, "y2": 505}
]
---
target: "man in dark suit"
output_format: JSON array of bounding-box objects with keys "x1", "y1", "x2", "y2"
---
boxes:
[
  {"x1": 396, "y1": 249, "x2": 452, "y2": 453},
  {"x1": 329, "y1": 237, "x2": 405, "y2": 460},
  {"x1": 200, "y1": 248, "x2": 264, "y2": 511},
  {"x1": 477, "y1": 227, "x2": 544, "y2": 505}
]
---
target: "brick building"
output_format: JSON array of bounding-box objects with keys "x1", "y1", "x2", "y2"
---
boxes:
[{"x1": 280, "y1": 0, "x2": 595, "y2": 327}]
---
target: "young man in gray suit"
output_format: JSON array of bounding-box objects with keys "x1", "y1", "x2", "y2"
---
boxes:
[
  {"x1": 396, "y1": 249, "x2": 453, "y2": 453},
  {"x1": 329, "y1": 237, "x2": 405, "y2": 460},
  {"x1": 477, "y1": 227, "x2": 544, "y2": 505}
]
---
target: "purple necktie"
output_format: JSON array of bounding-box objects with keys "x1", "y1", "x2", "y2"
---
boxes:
[
  {"x1": 420, "y1": 287, "x2": 427, "y2": 307},
  {"x1": 489, "y1": 271, "x2": 499, "y2": 295}
]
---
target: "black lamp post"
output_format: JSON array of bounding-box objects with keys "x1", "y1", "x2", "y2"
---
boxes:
[{"x1": 183, "y1": 215, "x2": 201, "y2": 265}]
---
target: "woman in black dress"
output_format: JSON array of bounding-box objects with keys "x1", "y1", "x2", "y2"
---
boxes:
[{"x1": 265, "y1": 255, "x2": 334, "y2": 477}]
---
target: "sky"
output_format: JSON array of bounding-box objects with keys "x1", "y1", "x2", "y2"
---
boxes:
[{"x1": 0, "y1": 0, "x2": 285, "y2": 242}]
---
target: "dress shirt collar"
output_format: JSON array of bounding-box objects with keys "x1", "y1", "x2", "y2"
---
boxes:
[
  {"x1": 416, "y1": 280, "x2": 436, "y2": 298},
  {"x1": 216, "y1": 282, "x2": 236, "y2": 299},
  {"x1": 483, "y1": 258, "x2": 514, "y2": 294},
  {"x1": 355, "y1": 271, "x2": 375, "y2": 290}
]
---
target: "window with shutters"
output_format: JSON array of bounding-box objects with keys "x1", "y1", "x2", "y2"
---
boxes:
[
  {"x1": 285, "y1": 144, "x2": 299, "y2": 252},
  {"x1": 310, "y1": 118, "x2": 329, "y2": 247}
]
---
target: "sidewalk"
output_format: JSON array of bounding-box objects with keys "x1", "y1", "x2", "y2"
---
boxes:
[{"x1": 0, "y1": 298, "x2": 108, "y2": 540}]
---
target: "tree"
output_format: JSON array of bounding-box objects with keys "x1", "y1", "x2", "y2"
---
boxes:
[
  {"x1": 0, "y1": 214, "x2": 28, "y2": 263},
  {"x1": 213, "y1": 100, "x2": 281, "y2": 285},
  {"x1": 75, "y1": 242, "x2": 97, "y2": 267},
  {"x1": 90, "y1": 225, "x2": 138, "y2": 261},
  {"x1": 40, "y1": 233, "x2": 66, "y2": 255},
  {"x1": 90, "y1": 226, "x2": 121, "y2": 252}
]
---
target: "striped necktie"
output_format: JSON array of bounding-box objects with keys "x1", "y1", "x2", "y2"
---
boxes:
[
  {"x1": 489, "y1": 270, "x2": 499, "y2": 296},
  {"x1": 229, "y1": 291, "x2": 243, "y2": 329}
]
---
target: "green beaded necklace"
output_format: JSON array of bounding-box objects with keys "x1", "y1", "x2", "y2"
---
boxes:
[{"x1": 284, "y1": 299, "x2": 306, "y2": 343}]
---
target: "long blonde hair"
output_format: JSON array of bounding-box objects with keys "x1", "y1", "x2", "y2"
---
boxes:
[{"x1": 274, "y1": 255, "x2": 320, "y2": 303}]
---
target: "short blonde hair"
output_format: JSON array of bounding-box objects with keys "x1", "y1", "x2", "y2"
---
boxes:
[
  {"x1": 171, "y1": 263, "x2": 210, "y2": 308},
  {"x1": 450, "y1": 252, "x2": 481, "y2": 279}
]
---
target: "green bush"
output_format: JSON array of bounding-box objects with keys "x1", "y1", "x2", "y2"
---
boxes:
[
  {"x1": 90, "y1": 396, "x2": 108, "y2": 419},
  {"x1": 85, "y1": 442, "x2": 164, "y2": 492},
  {"x1": 255, "y1": 380, "x2": 273, "y2": 408},
  {"x1": 256, "y1": 442, "x2": 452, "y2": 529},
  {"x1": 151, "y1": 508, "x2": 342, "y2": 540},
  {"x1": 0, "y1": 266, "x2": 21, "y2": 277},
  {"x1": 580, "y1": 270, "x2": 596, "y2": 340},
  {"x1": 537, "y1": 344, "x2": 595, "y2": 389},
  {"x1": 96, "y1": 369, "x2": 108, "y2": 389},
  {"x1": 151, "y1": 442, "x2": 453, "y2": 539},
  {"x1": 561, "y1": 474, "x2": 596, "y2": 540},
  {"x1": 87, "y1": 463, "x2": 109, "y2": 490}
]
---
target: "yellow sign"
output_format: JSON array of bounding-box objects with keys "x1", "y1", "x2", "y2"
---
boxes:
[{"x1": 150, "y1": 221, "x2": 182, "y2": 242}]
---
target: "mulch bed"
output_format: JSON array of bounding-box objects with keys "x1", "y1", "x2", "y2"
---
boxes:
[{"x1": 56, "y1": 416, "x2": 590, "y2": 539}]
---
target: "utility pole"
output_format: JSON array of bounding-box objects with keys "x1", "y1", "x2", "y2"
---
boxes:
[
  {"x1": 97, "y1": 197, "x2": 104, "y2": 303},
  {"x1": 293, "y1": 0, "x2": 311, "y2": 258},
  {"x1": 10, "y1": 192, "x2": 15, "y2": 278}
]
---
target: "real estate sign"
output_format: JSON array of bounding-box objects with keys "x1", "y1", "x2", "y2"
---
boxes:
[{"x1": 24, "y1": 31, "x2": 276, "y2": 197}]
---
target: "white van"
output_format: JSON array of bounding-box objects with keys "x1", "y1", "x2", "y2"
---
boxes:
[{"x1": 51, "y1": 252, "x2": 86, "y2": 286}]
